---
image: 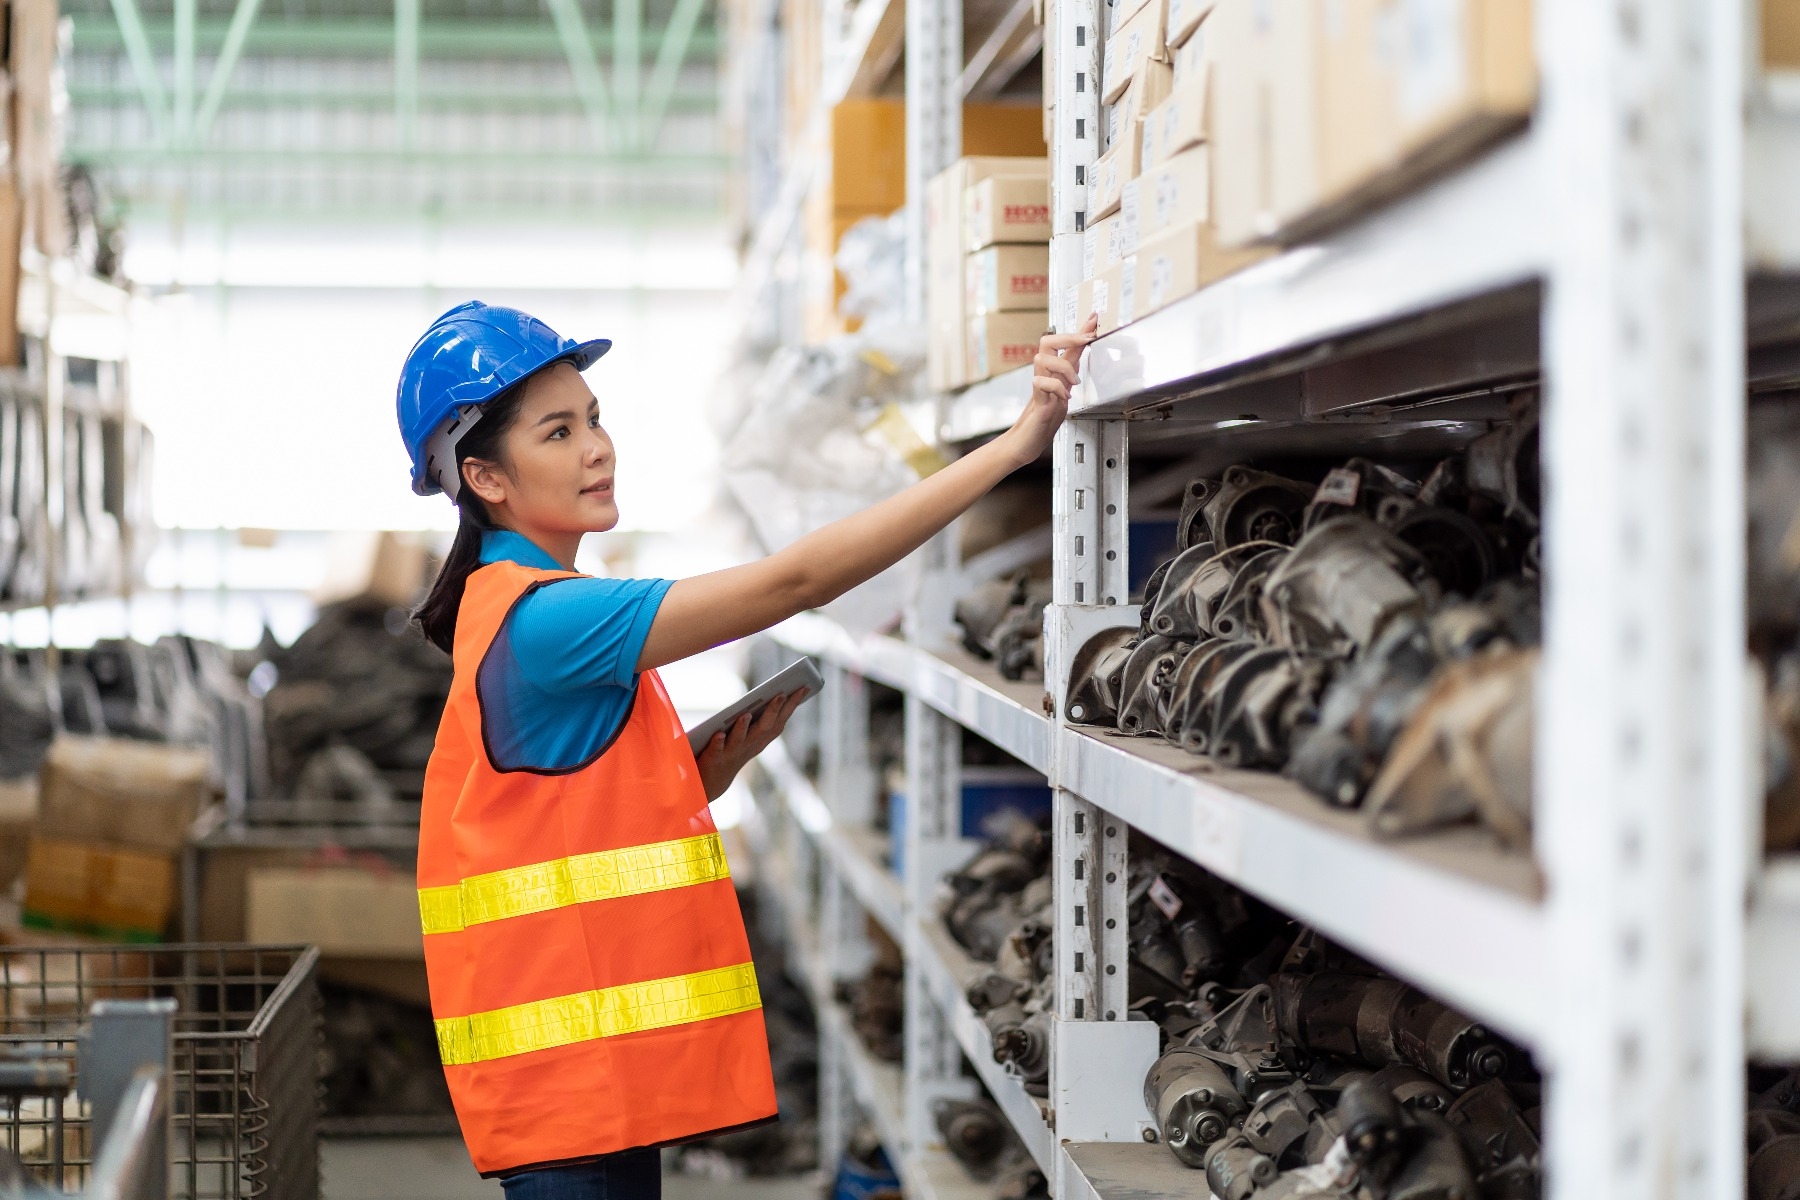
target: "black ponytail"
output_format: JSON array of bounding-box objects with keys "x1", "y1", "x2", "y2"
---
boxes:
[{"x1": 414, "y1": 384, "x2": 528, "y2": 654}]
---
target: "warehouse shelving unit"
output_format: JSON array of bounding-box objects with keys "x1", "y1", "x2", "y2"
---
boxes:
[{"x1": 733, "y1": 0, "x2": 1797, "y2": 1197}]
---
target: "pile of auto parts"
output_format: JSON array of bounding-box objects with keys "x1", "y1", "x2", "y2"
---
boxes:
[
  {"x1": 1750, "y1": 1068, "x2": 1800, "y2": 1200},
  {"x1": 1142, "y1": 928, "x2": 1539, "y2": 1198},
  {"x1": 260, "y1": 596, "x2": 454, "y2": 800},
  {"x1": 1744, "y1": 399, "x2": 1800, "y2": 853},
  {"x1": 839, "y1": 928, "x2": 905, "y2": 1063},
  {"x1": 1066, "y1": 421, "x2": 1544, "y2": 845},
  {"x1": 934, "y1": 1095, "x2": 1049, "y2": 1197},
  {"x1": 955, "y1": 571, "x2": 1053, "y2": 681}
]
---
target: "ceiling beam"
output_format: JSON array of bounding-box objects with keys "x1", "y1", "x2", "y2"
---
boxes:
[
  {"x1": 193, "y1": 0, "x2": 264, "y2": 140},
  {"x1": 394, "y1": 0, "x2": 419, "y2": 148},
  {"x1": 543, "y1": 0, "x2": 612, "y2": 144},
  {"x1": 68, "y1": 16, "x2": 722, "y2": 59},
  {"x1": 106, "y1": 0, "x2": 169, "y2": 140},
  {"x1": 615, "y1": 0, "x2": 642, "y2": 142},
  {"x1": 640, "y1": 0, "x2": 707, "y2": 148},
  {"x1": 173, "y1": 0, "x2": 195, "y2": 141}
]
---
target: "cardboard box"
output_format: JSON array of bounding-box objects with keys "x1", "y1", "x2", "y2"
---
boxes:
[
  {"x1": 929, "y1": 157, "x2": 1052, "y2": 388},
  {"x1": 23, "y1": 836, "x2": 176, "y2": 942},
  {"x1": 0, "y1": 777, "x2": 37, "y2": 891},
  {"x1": 1172, "y1": 22, "x2": 1208, "y2": 85},
  {"x1": 1141, "y1": 64, "x2": 1209, "y2": 171},
  {"x1": 1210, "y1": 0, "x2": 1319, "y2": 246},
  {"x1": 1102, "y1": 0, "x2": 1169, "y2": 103},
  {"x1": 1121, "y1": 145, "x2": 1210, "y2": 253},
  {"x1": 247, "y1": 867, "x2": 424, "y2": 959},
  {"x1": 966, "y1": 311, "x2": 1047, "y2": 382},
  {"x1": 828, "y1": 99, "x2": 908, "y2": 212},
  {"x1": 1113, "y1": 0, "x2": 1158, "y2": 32},
  {"x1": 1090, "y1": 131, "x2": 1140, "y2": 221},
  {"x1": 1772, "y1": 0, "x2": 1800, "y2": 68},
  {"x1": 965, "y1": 102, "x2": 1051, "y2": 157},
  {"x1": 1132, "y1": 219, "x2": 1275, "y2": 316},
  {"x1": 1167, "y1": 0, "x2": 1216, "y2": 48},
  {"x1": 1106, "y1": 62, "x2": 1173, "y2": 152},
  {"x1": 37, "y1": 737, "x2": 211, "y2": 854},
  {"x1": 967, "y1": 244, "x2": 1052, "y2": 313},
  {"x1": 1075, "y1": 261, "x2": 1129, "y2": 335},
  {"x1": 966, "y1": 173, "x2": 1052, "y2": 250},
  {"x1": 1310, "y1": 0, "x2": 1532, "y2": 237},
  {"x1": 1081, "y1": 212, "x2": 1129, "y2": 280}
]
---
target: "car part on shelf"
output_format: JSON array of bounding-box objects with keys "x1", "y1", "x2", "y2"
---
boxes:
[
  {"x1": 989, "y1": 1008, "x2": 1051, "y2": 1092},
  {"x1": 1065, "y1": 626, "x2": 1139, "y2": 725},
  {"x1": 1205, "y1": 648, "x2": 1331, "y2": 769},
  {"x1": 840, "y1": 935, "x2": 905, "y2": 1064},
  {"x1": 1463, "y1": 396, "x2": 1540, "y2": 528},
  {"x1": 1169, "y1": 640, "x2": 1260, "y2": 753},
  {"x1": 1207, "y1": 1137, "x2": 1281, "y2": 1200},
  {"x1": 1286, "y1": 617, "x2": 1440, "y2": 808},
  {"x1": 954, "y1": 572, "x2": 1052, "y2": 681},
  {"x1": 1261, "y1": 516, "x2": 1431, "y2": 660},
  {"x1": 1272, "y1": 971, "x2": 1515, "y2": 1091},
  {"x1": 1145, "y1": 1047, "x2": 1249, "y2": 1167},
  {"x1": 1362, "y1": 646, "x2": 1537, "y2": 848},
  {"x1": 1445, "y1": 1079, "x2": 1541, "y2": 1200},
  {"x1": 1203, "y1": 467, "x2": 1317, "y2": 549},
  {"x1": 1149, "y1": 542, "x2": 1284, "y2": 642},
  {"x1": 1212, "y1": 546, "x2": 1290, "y2": 641},
  {"x1": 1118, "y1": 636, "x2": 1191, "y2": 735},
  {"x1": 934, "y1": 1097, "x2": 1008, "y2": 1170}
]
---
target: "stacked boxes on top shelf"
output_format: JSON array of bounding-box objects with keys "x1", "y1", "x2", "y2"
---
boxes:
[
  {"x1": 927, "y1": 157, "x2": 1051, "y2": 389},
  {"x1": 1071, "y1": 0, "x2": 1267, "y2": 336},
  {"x1": 808, "y1": 102, "x2": 1048, "y2": 344},
  {"x1": 1070, "y1": 0, "x2": 1536, "y2": 339}
]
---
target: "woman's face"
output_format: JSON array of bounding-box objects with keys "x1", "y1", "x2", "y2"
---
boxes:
[{"x1": 469, "y1": 362, "x2": 619, "y2": 535}]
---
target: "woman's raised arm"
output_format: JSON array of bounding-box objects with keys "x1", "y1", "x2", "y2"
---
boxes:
[{"x1": 637, "y1": 321, "x2": 1095, "y2": 671}]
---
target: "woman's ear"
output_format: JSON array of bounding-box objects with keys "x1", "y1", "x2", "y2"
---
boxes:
[{"x1": 462, "y1": 458, "x2": 508, "y2": 507}]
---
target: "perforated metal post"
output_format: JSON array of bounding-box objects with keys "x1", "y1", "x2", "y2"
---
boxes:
[
  {"x1": 904, "y1": 0, "x2": 962, "y2": 322},
  {"x1": 1047, "y1": 0, "x2": 1099, "y2": 331},
  {"x1": 818, "y1": 666, "x2": 873, "y2": 1173},
  {"x1": 1537, "y1": 0, "x2": 1747, "y2": 1197},
  {"x1": 901, "y1": 696, "x2": 976, "y2": 1150}
]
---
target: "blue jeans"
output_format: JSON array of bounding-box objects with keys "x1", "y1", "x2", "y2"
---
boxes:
[{"x1": 499, "y1": 1148, "x2": 661, "y2": 1200}]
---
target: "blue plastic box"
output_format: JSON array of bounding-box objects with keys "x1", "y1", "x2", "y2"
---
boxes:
[{"x1": 888, "y1": 766, "x2": 1052, "y2": 875}]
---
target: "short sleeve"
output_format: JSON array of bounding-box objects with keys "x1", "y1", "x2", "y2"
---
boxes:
[{"x1": 506, "y1": 576, "x2": 674, "y2": 694}]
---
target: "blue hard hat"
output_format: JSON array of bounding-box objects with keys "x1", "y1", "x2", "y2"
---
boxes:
[{"x1": 396, "y1": 301, "x2": 611, "y2": 499}]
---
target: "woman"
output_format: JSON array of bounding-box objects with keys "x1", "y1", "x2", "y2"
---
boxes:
[{"x1": 395, "y1": 301, "x2": 1093, "y2": 1199}]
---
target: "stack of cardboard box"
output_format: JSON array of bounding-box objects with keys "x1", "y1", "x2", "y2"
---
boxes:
[
  {"x1": 1068, "y1": 0, "x2": 1535, "y2": 338},
  {"x1": 927, "y1": 157, "x2": 1052, "y2": 389},
  {"x1": 1070, "y1": 0, "x2": 1264, "y2": 336},
  {"x1": 806, "y1": 101, "x2": 1048, "y2": 343},
  {"x1": 22, "y1": 737, "x2": 213, "y2": 941}
]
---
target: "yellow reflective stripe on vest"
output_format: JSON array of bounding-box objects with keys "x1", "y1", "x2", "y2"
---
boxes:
[
  {"x1": 417, "y1": 833, "x2": 730, "y2": 935},
  {"x1": 435, "y1": 962, "x2": 762, "y2": 1066}
]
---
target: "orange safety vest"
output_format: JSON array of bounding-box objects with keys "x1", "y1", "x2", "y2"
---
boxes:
[{"x1": 418, "y1": 560, "x2": 778, "y2": 1177}]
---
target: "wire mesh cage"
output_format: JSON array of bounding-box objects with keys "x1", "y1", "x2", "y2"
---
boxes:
[{"x1": 0, "y1": 943, "x2": 320, "y2": 1199}]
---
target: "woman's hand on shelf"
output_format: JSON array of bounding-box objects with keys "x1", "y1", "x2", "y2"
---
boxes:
[
  {"x1": 695, "y1": 688, "x2": 810, "y2": 802},
  {"x1": 1003, "y1": 314, "x2": 1099, "y2": 469}
]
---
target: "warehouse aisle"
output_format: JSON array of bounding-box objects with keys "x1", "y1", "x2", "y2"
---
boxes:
[{"x1": 320, "y1": 1139, "x2": 819, "y2": 1200}]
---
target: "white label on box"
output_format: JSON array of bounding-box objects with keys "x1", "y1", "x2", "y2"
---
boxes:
[
  {"x1": 1093, "y1": 275, "x2": 1110, "y2": 319},
  {"x1": 1140, "y1": 119, "x2": 1155, "y2": 169},
  {"x1": 1154, "y1": 170, "x2": 1181, "y2": 228},
  {"x1": 1106, "y1": 103, "x2": 1122, "y2": 147},
  {"x1": 1064, "y1": 286, "x2": 1080, "y2": 330},
  {"x1": 1120, "y1": 180, "x2": 1141, "y2": 252},
  {"x1": 1118, "y1": 257, "x2": 1136, "y2": 325},
  {"x1": 1395, "y1": 0, "x2": 1465, "y2": 120},
  {"x1": 1082, "y1": 227, "x2": 1098, "y2": 278},
  {"x1": 1148, "y1": 250, "x2": 1173, "y2": 310},
  {"x1": 1107, "y1": 218, "x2": 1127, "y2": 266}
]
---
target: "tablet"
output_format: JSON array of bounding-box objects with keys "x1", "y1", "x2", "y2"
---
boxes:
[{"x1": 686, "y1": 658, "x2": 825, "y2": 754}]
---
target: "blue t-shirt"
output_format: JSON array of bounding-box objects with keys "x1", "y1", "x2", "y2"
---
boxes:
[{"x1": 475, "y1": 530, "x2": 673, "y2": 772}]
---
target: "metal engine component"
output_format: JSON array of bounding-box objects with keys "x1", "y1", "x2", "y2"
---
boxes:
[
  {"x1": 1463, "y1": 398, "x2": 1540, "y2": 527},
  {"x1": 1765, "y1": 655, "x2": 1800, "y2": 852},
  {"x1": 1445, "y1": 1079, "x2": 1540, "y2": 1200},
  {"x1": 955, "y1": 572, "x2": 1051, "y2": 681},
  {"x1": 1145, "y1": 1047, "x2": 1248, "y2": 1167},
  {"x1": 1065, "y1": 626, "x2": 1139, "y2": 725},
  {"x1": 1385, "y1": 1112, "x2": 1479, "y2": 1200},
  {"x1": 1206, "y1": 1137, "x2": 1280, "y2": 1200},
  {"x1": 1750, "y1": 1137, "x2": 1800, "y2": 1200},
  {"x1": 990, "y1": 1008, "x2": 1051, "y2": 1090},
  {"x1": 1272, "y1": 971, "x2": 1514, "y2": 1091},
  {"x1": 992, "y1": 601, "x2": 1049, "y2": 681},
  {"x1": 1118, "y1": 636, "x2": 1192, "y2": 736},
  {"x1": 1385, "y1": 504, "x2": 1501, "y2": 599},
  {"x1": 1150, "y1": 542, "x2": 1285, "y2": 641},
  {"x1": 1303, "y1": 458, "x2": 1421, "y2": 533},
  {"x1": 1205, "y1": 647, "x2": 1330, "y2": 769},
  {"x1": 1261, "y1": 517, "x2": 1430, "y2": 660},
  {"x1": 992, "y1": 1157, "x2": 1050, "y2": 1200},
  {"x1": 1212, "y1": 546, "x2": 1290, "y2": 642},
  {"x1": 1170, "y1": 640, "x2": 1259, "y2": 753},
  {"x1": 1241, "y1": 1082, "x2": 1336, "y2": 1169},
  {"x1": 1202, "y1": 467, "x2": 1317, "y2": 548},
  {"x1": 1363, "y1": 646, "x2": 1537, "y2": 848},
  {"x1": 956, "y1": 573, "x2": 1029, "y2": 656},
  {"x1": 1364, "y1": 1064, "x2": 1454, "y2": 1115},
  {"x1": 966, "y1": 972, "x2": 1029, "y2": 1015},
  {"x1": 1178, "y1": 478, "x2": 1221, "y2": 549},
  {"x1": 1286, "y1": 618, "x2": 1439, "y2": 808},
  {"x1": 934, "y1": 1097, "x2": 1008, "y2": 1170}
]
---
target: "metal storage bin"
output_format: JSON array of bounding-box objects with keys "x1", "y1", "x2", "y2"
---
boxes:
[{"x1": 0, "y1": 944, "x2": 320, "y2": 1199}]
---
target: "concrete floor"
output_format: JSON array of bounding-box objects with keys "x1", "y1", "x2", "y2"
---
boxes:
[{"x1": 321, "y1": 1139, "x2": 819, "y2": 1200}]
